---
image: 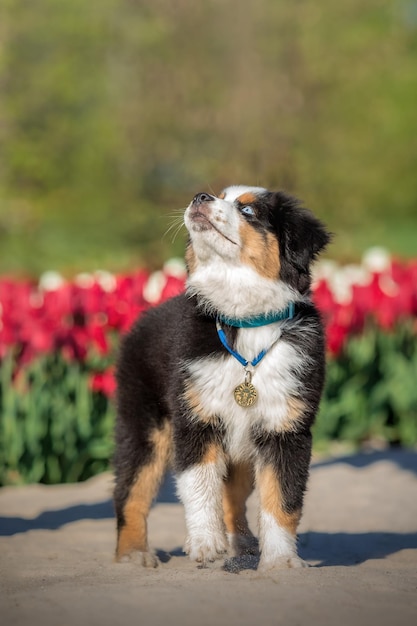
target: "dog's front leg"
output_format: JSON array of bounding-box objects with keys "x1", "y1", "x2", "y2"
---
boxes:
[
  {"x1": 175, "y1": 431, "x2": 228, "y2": 565},
  {"x1": 254, "y1": 428, "x2": 312, "y2": 570}
]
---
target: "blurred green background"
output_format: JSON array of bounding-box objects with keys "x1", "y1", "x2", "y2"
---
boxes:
[{"x1": 1, "y1": 0, "x2": 416, "y2": 277}]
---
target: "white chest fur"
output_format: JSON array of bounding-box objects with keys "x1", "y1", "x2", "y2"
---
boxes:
[{"x1": 185, "y1": 325, "x2": 304, "y2": 461}]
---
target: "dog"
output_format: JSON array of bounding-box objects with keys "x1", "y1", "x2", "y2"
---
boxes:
[{"x1": 113, "y1": 185, "x2": 331, "y2": 570}]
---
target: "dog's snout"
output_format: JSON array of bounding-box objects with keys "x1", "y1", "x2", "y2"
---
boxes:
[{"x1": 193, "y1": 192, "x2": 215, "y2": 205}]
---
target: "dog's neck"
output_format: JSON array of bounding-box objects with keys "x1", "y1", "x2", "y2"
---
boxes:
[{"x1": 186, "y1": 262, "x2": 304, "y2": 320}]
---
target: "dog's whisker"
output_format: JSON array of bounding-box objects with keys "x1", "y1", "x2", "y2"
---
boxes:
[
  {"x1": 162, "y1": 220, "x2": 183, "y2": 237},
  {"x1": 161, "y1": 207, "x2": 187, "y2": 219},
  {"x1": 164, "y1": 215, "x2": 184, "y2": 229},
  {"x1": 162, "y1": 218, "x2": 186, "y2": 242},
  {"x1": 170, "y1": 221, "x2": 186, "y2": 243},
  {"x1": 161, "y1": 213, "x2": 185, "y2": 220},
  {"x1": 207, "y1": 182, "x2": 216, "y2": 197}
]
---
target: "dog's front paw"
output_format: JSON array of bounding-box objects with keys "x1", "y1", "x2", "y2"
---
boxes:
[
  {"x1": 258, "y1": 554, "x2": 309, "y2": 571},
  {"x1": 115, "y1": 549, "x2": 159, "y2": 568},
  {"x1": 184, "y1": 534, "x2": 228, "y2": 565}
]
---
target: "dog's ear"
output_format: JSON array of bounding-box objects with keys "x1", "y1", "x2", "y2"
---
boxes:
[{"x1": 272, "y1": 193, "x2": 332, "y2": 294}]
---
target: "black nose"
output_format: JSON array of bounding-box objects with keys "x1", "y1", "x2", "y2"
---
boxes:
[{"x1": 193, "y1": 192, "x2": 215, "y2": 205}]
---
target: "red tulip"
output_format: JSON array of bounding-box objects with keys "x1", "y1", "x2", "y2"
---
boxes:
[{"x1": 89, "y1": 369, "x2": 116, "y2": 396}]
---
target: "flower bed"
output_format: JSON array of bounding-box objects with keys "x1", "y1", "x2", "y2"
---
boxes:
[{"x1": 1, "y1": 250, "x2": 417, "y2": 485}]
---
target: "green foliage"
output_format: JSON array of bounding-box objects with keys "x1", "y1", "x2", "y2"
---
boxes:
[
  {"x1": 315, "y1": 321, "x2": 417, "y2": 447},
  {"x1": 0, "y1": 0, "x2": 417, "y2": 275},
  {"x1": 0, "y1": 353, "x2": 114, "y2": 485},
  {"x1": 1, "y1": 323, "x2": 417, "y2": 486}
]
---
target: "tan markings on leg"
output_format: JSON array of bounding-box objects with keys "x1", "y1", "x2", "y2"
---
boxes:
[
  {"x1": 237, "y1": 192, "x2": 257, "y2": 205},
  {"x1": 223, "y1": 462, "x2": 254, "y2": 535},
  {"x1": 201, "y1": 442, "x2": 224, "y2": 465},
  {"x1": 183, "y1": 380, "x2": 216, "y2": 424},
  {"x1": 239, "y1": 222, "x2": 281, "y2": 280},
  {"x1": 280, "y1": 397, "x2": 307, "y2": 433},
  {"x1": 185, "y1": 244, "x2": 198, "y2": 275},
  {"x1": 257, "y1": 465, "x2": 301, "y2": 535},
  {"x1": 116, "y1": 422, "x2": 172, "y2": 561}
]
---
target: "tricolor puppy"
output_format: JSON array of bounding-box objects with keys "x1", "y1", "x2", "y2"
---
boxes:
[{"x1": 114, "y1": 185, "x2": 331, "y2": 570}]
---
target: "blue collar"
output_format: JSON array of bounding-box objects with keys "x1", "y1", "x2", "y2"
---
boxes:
[{"x1": 217, "y1": 302, "x2": 296, "y2": 328}]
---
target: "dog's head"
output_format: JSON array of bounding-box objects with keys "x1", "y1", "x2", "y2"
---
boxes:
[{"x1": 184, "y1": 185, "x2": 331, "y2": 317}]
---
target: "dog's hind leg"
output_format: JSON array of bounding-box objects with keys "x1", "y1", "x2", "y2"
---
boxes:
[
  {"x1": 222, "y1": 462, "x2": 258, "y2": 556},
  {"x1": 114, "y1": 421, "x2": 171, "y2": 566}
]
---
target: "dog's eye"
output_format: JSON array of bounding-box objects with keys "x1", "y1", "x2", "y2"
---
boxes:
[{"x1": 241, "y1": 206, "x2": 255, "y2": 217}]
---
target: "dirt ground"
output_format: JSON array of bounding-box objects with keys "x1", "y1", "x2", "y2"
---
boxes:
[{"x1": 1, "y1": 449, "x2": 417, "y2": 626}]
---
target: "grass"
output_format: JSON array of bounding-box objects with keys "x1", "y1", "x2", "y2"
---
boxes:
[{"x1": 333, "y1": 217, "x2": 417, "y2": 263}]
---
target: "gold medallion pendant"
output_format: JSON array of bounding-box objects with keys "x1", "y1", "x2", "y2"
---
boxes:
[
  {"x1": 234, "y1": 370, "x2": 258, "y2": 407},
  {"x1": 234, "y1": 381, "x2": 258, "y2": 407}
]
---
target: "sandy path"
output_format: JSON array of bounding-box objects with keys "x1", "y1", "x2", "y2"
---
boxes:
[{"x1": 1, "y1": 450, "x2": 417, "y2": 626}]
